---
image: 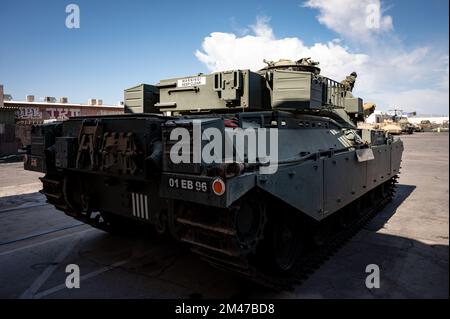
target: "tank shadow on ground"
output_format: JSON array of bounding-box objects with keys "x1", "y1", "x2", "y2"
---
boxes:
[
  {"x1": 248, "y1": 183, "x2": 448, "y2": 298},
  {"x1": 3, "y1": 184, "x2": 447, "y2": 298},
  {"x1": 367, "y1": 184, "x2": 416, "y2": 232},
  {"x1": 100, "y1": 183, "x2": 447, "y2": 299},
  {"x1": 226, "y1": 183, "x2": 421, "y2": 297}
]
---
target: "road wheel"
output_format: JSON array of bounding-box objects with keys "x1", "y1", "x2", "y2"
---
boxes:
[{"x1": 263, "y1": 213, "x2": 304, "y2": 272}]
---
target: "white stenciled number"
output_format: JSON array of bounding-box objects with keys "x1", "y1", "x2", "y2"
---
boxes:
[
  {"x1": 195, "y1": 181, "x2": 208, "y2": 192},
  {"x1": 169, "y1": 178, "x2": 179, "y2": 188},
  {"x1": 170, "y1": 178, "x2": 207, "y2": 192}
]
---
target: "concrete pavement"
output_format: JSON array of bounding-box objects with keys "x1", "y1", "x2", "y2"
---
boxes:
[{"x1": 0, "y1": 133, "x2": 447, "y2": 298}]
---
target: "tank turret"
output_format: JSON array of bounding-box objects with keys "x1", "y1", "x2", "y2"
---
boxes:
[
  {"x1": 260, "y1": 57, "x2": 321, "y2": 74},
  {"x1": 145, "y1": 58, "x2": 363, "y2": 128}
]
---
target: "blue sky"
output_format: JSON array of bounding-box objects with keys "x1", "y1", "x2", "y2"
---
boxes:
[{"x1": 1, "y1": 0, "x2": 448, "y2": 114}]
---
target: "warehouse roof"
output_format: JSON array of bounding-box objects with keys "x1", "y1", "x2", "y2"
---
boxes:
[{"x1": 4, "y1": 100, "x2": 123, "y2": 109}]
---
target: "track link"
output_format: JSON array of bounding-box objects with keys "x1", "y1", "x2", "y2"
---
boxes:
[{"x1": 40, "y1": 175, "x2": 116, "y2": 233}]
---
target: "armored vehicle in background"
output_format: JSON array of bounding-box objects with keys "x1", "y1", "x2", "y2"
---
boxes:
[
  {"x1": 413, "y1": 123, "x2": 424, "y2": 132},
  {"x1": 360, "y1": 109, "x2": 416, "y2": 135},
  {"x1": 419, "y1": 120, "x2": 439, "y2": 132},
  {"x1": 381, "y1": 120, "x2": 403, "y2": 135},
  {"x1": 380, "y1": 111, "x2": 414, "y2": 135},
  {"x1": 432, "y1": 120, "x2": 449, "y2": 133},
  {"x1": 398, "y1": 118, "x2": 414, "y2": 134},
  {"x1": 24, "y1": 58, "x2": 403, "y2": 286}
]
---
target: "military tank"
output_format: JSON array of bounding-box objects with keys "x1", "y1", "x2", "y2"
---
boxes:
[
  {"x1": 380, "y1": 120, "x2": 403, "y2": 135},
  {"x1": 24, "y1": 58, "x2": 403, "y2": 287}
]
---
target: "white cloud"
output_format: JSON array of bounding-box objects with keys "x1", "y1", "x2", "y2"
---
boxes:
[
  {"x1": 303, "y1": 0, "x2": 393, "y2": 43},
  {"x1": 195, "y1": 16, "x2": 449, "y2": 115},
  {"x1": 195, "y1": 16, "x2": 369, "y2": 76}
]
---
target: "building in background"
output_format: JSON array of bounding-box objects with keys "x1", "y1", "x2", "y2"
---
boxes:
[
  {"x1": 0, "y1": 85, "x2": 3, "y2": 107},
  {"x1": 407, "y1": 116, "x2": 449, "y2": 125},
  {"x1": 1, "y1": 86, "x2": 124, "y2": 152},
  {"x1": 5, "y1": 96, "x2": 123, "y2": 125},
  {"x1": 366, "y1": 110, "x2": 448, "y2": 125},
  {"x1": 0, "y1": 84, "x2": 19, "y2": 156}
]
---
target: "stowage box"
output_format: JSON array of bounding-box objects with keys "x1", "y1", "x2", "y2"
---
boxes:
[{"x1": 156, "y1": 70, "x2": 265, "y2": 112}]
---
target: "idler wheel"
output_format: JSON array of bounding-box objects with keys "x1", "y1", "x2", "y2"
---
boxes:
[{"x1": 258, "y1": 213, "x2": 305, "y2": 272}]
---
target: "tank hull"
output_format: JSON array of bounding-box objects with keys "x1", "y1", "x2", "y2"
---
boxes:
[{"x1": 24, "y1": 111, "x2": 403, "y2": 287}]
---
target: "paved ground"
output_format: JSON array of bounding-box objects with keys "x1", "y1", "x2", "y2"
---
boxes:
[
  {"x1": 0, "y1": 162, "x2": 42, "y2": 197},
  {"x1": 0, "y1": 133, "x2": 448, "y2": 299}
]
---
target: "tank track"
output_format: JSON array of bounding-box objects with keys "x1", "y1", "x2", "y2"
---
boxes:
[
  {"x1": 39, "y1": 176, "x2": 116, "y2": 233},
  {"x1": 40, "y1": 173, "x2": 398, "y2": 290},
  {"x1": 174, "y1": 175, "x2": 399, "y2": 290}
]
